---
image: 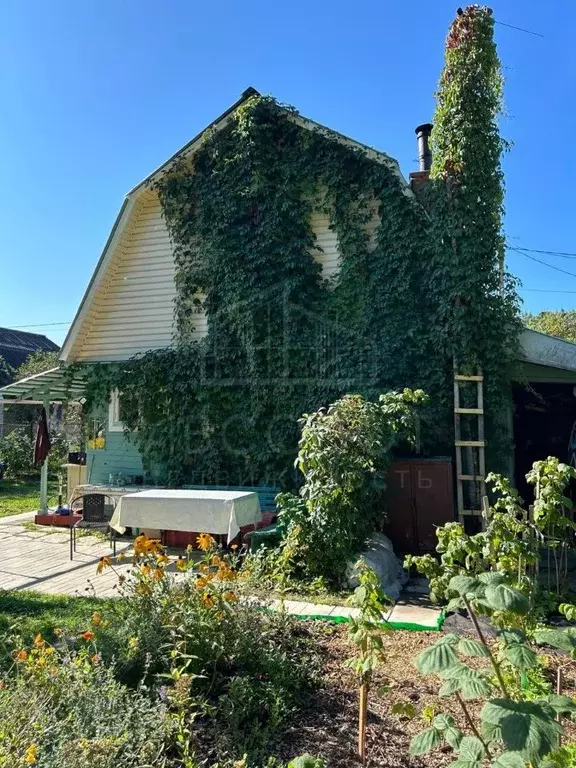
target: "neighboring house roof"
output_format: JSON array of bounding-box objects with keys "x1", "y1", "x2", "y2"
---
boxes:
[
  {"x1": 0, "y1": 327, "x2": 59, "y2": 372},
  {"x1": 60, "y1": 87, "x2": 411, "y2": 363}
]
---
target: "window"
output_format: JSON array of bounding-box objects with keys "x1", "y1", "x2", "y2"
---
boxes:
[{"x1": 108, "y1": 389, "x2": 124, "y2": 432}]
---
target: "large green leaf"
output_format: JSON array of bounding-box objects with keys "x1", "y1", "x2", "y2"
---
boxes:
[
  {"x1": 478, "y1": 572, "x2": 506, "y2": 586},
  {"x1": 409, "y1": 727, "x2": 442, "y2": 756},
  {"x1": 449, "y1": 575, "x2": 483, "y2": 597},
  {"x1": 460, "y1": 675, "x2": 493, "y2": 700},
  {"x1": 481, "y1": 699, "x2": 561, "y2": 763},
  {"x1": 445, "y1": 726, "x2": 463, "y2": 750},
  {"x1": 434, "y1": 713, "x2": 456, "y2": 730},
  {"x1": 504, "y1": 644, "x2": 538, "y2": 671},
  {"x1": 458, "y1": 637, "x2": 490, "y2": 657},
  {"x1": 439, "y1": 678, "x2": 462, "y2": 697},
  {"x1": 458, "y1": 736, "x2": 486, "y2": 762},
  {"x1": 498, "y1": 629, "x2": 528, "y2": 646},
  {"x1": 416, "y1": 636, "x2": 459, "y2": 675},
  {"x1": 484, "y1": 584, "x2": 529, "y2": 614},
  {"x1": 491, "y1": 753, "x2": 527, "y2": 768},
  {"x1": 545, "y1": 694, "x2": 576, "y2": 715},
  {"x1": 534, "y1": 628, "x2": 576, "y2": 654}
]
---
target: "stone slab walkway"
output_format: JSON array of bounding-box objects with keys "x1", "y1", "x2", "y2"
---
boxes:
[{"x1": 0, "y1": 513, "x2": 443, "y2": 629}]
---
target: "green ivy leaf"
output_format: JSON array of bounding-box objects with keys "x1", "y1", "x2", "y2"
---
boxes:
[
  {"x1": 481, "y1": 699, "x2": 561, "y2": 762},
  {"x1": 490, "y1": 753, "x2": 526, "y2": 768},
  {"x1": 484, "y1": 584, "x2": 529, "y2": 614},
  {"x1": 409, "y1": 727, "x2": 442, "y2": 756},
  {"x1": 504, "y1": 644, "x2": 538, "y2": 671},
  {"x1": 458, "y1": 637, "x2": 490, "y2": 657}
]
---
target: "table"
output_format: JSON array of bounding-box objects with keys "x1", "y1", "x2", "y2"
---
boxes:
[
  {"x1": 109, "y1": 489, "x2": 262, "y2": 544},
  {"x1": 69, "y1": 484, "x2": 163, "y2": 508}
]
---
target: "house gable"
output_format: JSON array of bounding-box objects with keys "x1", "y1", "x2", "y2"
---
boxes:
[{"x1": 61, "y1": 90, "x2": 408, "y2": 363}]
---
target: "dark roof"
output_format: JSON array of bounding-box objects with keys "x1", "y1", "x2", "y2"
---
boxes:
[{"x1": 0, "y1": 327, "x2": 59, "y2": 371}]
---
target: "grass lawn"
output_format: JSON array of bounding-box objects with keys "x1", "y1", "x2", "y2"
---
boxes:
[{"x1": 0, "y1": 479, "x2": 59, "y2": 517}]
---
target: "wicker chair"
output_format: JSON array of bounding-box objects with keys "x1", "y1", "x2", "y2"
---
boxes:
[{"x1": 70, "y1": 493, "x2": 117, "y2": 560}]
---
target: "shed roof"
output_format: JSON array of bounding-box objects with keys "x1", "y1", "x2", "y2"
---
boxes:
[{"x1": 0, "y1": 367, "x2": 86, "y2": 402}]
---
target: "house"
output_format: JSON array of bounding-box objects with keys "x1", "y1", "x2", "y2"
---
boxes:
[
  {"x1": 3, "y1": 88, "x2": 576, "y2": 536},
  {"x1": 0, "y1": 328, "x2": 58, "y2": 384}
]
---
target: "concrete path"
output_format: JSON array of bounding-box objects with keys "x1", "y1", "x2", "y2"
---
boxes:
[{"x1": 0, "y1": 513, "x2": 443, "y2": 629}]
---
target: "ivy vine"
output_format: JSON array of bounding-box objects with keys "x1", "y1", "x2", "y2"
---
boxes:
[{"x1": 75, "y1": 6, "x2": 521, "y2": 487}]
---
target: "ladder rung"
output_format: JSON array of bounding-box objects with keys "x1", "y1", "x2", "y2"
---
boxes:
[
  {"x1": 461, "y1": 509, "x2": 483, "y2": 516},
  {"x1": 454, "y1": 375, "x2": 484, "y2": 382},
  {"x1": 455, "y1": 408, "x2": 484, "y2": 415},
  {"x1": 455, "y1": 440, "x2": 486, "y2": 447},
  {"x1": 458, "y1": 474, "x2": 485, "y2": 481}
]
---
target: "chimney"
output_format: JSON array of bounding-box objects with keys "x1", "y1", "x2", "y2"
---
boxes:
[{"x1": 410, "y1": 123, "x2": 433, "y2": 193}]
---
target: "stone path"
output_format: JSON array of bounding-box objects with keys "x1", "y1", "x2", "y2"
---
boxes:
[{"x1": 0, "y1": 512, "x2": 443, "y2": 629}]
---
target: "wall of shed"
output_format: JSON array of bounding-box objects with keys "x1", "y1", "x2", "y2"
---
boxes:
[{"x1": 85, "y1": 422, "x2": 144, "y2": 485}]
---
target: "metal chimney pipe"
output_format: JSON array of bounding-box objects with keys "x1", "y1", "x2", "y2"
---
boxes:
[{"x1": 415, "y1": 123, "x2": 433, "y2": 172}]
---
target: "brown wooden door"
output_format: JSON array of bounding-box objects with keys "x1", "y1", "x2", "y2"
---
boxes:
[
  {"x1": 385, "y1": 462, "x2": 417, "y2": 551},
  {"x1": 411, "y1": 461, "x2": 454, "y2": 552}
]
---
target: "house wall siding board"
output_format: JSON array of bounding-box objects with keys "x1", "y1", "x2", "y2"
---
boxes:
[
  {"x1": 74, "y1": 191, "x2": 207, "y2": 361},
  {"x1": 310, "y1": 212, "x2": 340, "y2": 280},
  {"x1": 86, "y1": 431, "x2": 144, "y2": 485}
]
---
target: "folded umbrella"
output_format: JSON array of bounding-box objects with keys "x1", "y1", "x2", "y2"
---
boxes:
[{"x1": 34, "y1": 407, "x2": 52, "y2": 466}]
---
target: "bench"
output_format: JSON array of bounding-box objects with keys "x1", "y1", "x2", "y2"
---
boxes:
[{"x1": 161, "y1": 484, "x2": 281, "y2": 548}]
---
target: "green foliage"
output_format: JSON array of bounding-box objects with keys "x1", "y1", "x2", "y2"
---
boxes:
[
  {"x1": 525, "y1": 311, "x2": 576, "y2": 344},
  {"x1": 0, "y1": 355, "x2": 12, "y2": 387},
  {"x1": 76, "y1": 51, "x2": 520, "y2": 484},
  {"x1": 15, "y1": 350, "x2": 59, "y2": 380},
  {"x1": 410, "y1": 569, "x2": 576, "y2": 768},
  {"x1": 344, "y1": 560, "x2": 391, "y2": 683},
  {"x1": 275, "y1": 388, "x2": 427, "y2": 582},
  {"x1": 406, "y1": 456, "x2": 576, "y2": 610},
  {"x1": 0, "y1": 649, "x2": 170, "y2": 768},
  {"x1": 0, "y1": 428, "x2": 36, "y2": 478},
  {"x1": 427, "y1": 4, "x2": 522, "y2": 466},
  {"x1": 543, "y1": 743, "x2": 576, "y2": 768}
]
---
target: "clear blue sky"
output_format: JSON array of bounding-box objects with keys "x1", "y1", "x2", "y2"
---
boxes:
[{"x1": 0, "y1": 0, "x2": 574, "y2": 347}]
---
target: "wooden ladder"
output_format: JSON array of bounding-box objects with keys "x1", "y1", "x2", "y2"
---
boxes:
[{"x1": 453, "y1": 369, "x2": 486, "y2": 523}]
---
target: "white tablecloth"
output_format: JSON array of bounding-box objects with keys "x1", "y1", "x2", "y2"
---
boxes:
[{"x1": 110, "y1": 489, "x2": 261, "y2": 544}]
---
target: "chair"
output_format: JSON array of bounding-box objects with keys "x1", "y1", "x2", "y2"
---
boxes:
[{"x1": 70, "y1": 493, "x2": 117, "y2": 560}]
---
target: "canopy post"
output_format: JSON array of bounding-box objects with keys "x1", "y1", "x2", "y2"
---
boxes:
[{"x1": 39, "y1": 395, "x2": 49, "y2": 513}]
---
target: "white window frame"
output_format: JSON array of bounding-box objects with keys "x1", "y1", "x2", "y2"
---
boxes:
[{"x1": 108, "y1": 389, "x2": 124, "y2": 432}]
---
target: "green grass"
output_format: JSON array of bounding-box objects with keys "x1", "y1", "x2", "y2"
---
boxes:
[
  {"x1": 0, "y1": 590, "x2": 115, "y2": 648},
  {"x1": 0, "y1": 479, "x2": 59, "y2": 517}
]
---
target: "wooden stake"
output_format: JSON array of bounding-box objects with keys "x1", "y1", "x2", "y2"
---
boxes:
[{"x1": 358, "y1": 682, "x2": 368, "y2": 765}]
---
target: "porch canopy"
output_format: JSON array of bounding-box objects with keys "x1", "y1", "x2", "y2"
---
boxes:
[{"x1": 0, "y1": 367, "x2": 86, "y2": 512}]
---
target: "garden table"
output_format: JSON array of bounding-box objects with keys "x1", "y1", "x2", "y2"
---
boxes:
[{"x1": 109, "y1": 489, "x2": 261, "y2": 544}]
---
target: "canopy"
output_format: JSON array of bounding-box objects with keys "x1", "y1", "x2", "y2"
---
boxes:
[{"x1": 0, "y1": 367, "x2": 86, "y2": 403}]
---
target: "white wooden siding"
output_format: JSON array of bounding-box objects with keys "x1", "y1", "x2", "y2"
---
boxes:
[
  {"x1": 73, "y1": 191, "x2": 207, "y2": 361},
  {"x1": 309, "y1": 202, "x2": 381, "y2": 280}
]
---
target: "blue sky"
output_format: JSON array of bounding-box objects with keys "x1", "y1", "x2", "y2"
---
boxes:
[{"x1": 0, "y1": 0, "x2": 574, "y2": 347}]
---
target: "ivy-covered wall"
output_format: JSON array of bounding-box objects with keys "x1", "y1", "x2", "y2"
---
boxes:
[{"x1": 76, "y1": 8, "x2": 521, "y2": 488}]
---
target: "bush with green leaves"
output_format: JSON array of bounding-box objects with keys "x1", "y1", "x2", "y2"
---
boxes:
[
  {"x1": 0, "y1": 642, "x2": 171, "y2": 768},
  {"x1": 275, "y1": 388, "x2": 427, "y2": 584},
  {"x1": 410, "y1": 572, "x2": 576, "y2": 767},
  {"x1": 0, "y1": 427, "x2": 36, "y2": 478},
  {"x1": 406, "y1": 457, "x2": 576, "y2": 609}
]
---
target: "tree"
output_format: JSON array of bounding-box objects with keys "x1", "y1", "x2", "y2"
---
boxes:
[
  {"x1": 15, "y1": 350, "x2": 59, "y2": 380},
  {"x1": 524, "y1": 310, "x2": 576, "y2": 343},
  {"x1": 0, "y1": 356, "x2": 13, "y2": 387}
]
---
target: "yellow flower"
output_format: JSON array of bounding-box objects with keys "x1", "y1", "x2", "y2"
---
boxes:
[
  {"x1": 140, "y1": 565, "x2": 151, "y2": 577},
  {"x1": 223, "y1": 591, "x2": 238, "y2": 603},
  {"x1": 96, "y1": 556, "x2": 111, "y2": 574},
  {"x1": 91, "y1": 611, "x2": 102, "y2": 626},
  {"x1": 201, "y1": 593, "x2": 215, "y2": 608},
  {"x1": 33, "y1": 633, "x2": 45, "y2": 648},
  {"x1": 128, "y1": 636, "x2": 139, "y2": 650},
  {"x1": 156, "y1": 553, "x2": 169, "y2": 566},
  {"x1": 91, "y1": 654, "x2": 101, "y2": 665},
  {"x1": 231, "y1": 544, "x2": 239, "y2": 551},
  {"x1": 210, "y1": 554, "x2": 221, "y2": 566},
  {"x1": 195, "y1": 576, "x2": 210, "y2": 589},
  {"x1": 53, "y1": 627, "x2": 63, "y2": 636},
  {"x1": 117, "y1": 552, "x2": 126, "y2": 561},
  {"x1": 152, "y1": 567, "x2": 164, "y2": 581},
  {"x1": 176, "y1": 557, "x2": 187, "y2": 571},
  {"x1": 35, "y1": 657, "x2": 46, "y2": 668},
  {"x1": 25, "y1": 744, "x2": 38, "y2": 765},
  {"x1": 15, "y1": 650, "x2": 27, "y2": 662},
  {"x1": 197, "y1": 533, "x2": 216, "y2": 552}
]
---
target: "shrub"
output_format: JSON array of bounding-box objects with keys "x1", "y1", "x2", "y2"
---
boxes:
[
  {"x1": 0, "y1": 640, "x2": 171, "y2": 768},
  {"x1": 0, "y1": 428, "x2": 36, "y2": 478}
]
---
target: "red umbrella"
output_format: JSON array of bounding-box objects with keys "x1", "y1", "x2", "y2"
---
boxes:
[{"x1": 34, "y1": 407, "x2": 51, "y2": 466}]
